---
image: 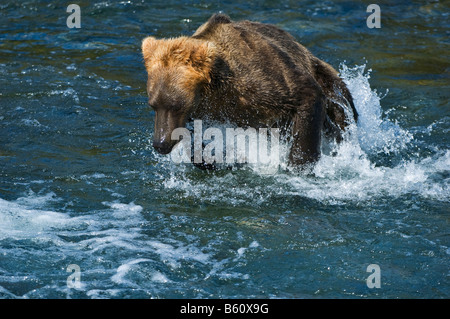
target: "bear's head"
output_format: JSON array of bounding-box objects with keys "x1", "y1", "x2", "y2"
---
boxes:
[{"x1": 141, "y1": 36, "x2": 215, "y2": 154}]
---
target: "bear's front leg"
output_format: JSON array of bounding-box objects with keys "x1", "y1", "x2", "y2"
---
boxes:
[{"x1": 289, "y1": 93, "x2": 325, "y2": 167}]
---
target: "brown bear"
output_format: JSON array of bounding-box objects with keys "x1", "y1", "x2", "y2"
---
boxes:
[{"x1": 141, "y1": 14, "x2": 357, "y2": 166}]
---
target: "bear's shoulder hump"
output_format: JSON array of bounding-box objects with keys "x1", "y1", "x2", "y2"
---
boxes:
[
  {"x1": 207, "y1": 13, "x2": 232, "y2": 26},
  {"x1": 192, "y1": 14, "x2": 232, "y2": 39}
]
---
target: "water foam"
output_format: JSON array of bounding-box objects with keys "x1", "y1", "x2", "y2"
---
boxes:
[{"x1": 0, "y1": 192, "x2": 74, "y2": 241}]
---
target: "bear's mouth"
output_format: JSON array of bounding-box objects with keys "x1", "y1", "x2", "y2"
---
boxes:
[{"x1": 153, "y1": 140, "x2": 176, "y2": 155}]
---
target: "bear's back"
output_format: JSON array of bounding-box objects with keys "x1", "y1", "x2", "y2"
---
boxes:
[
  {"x1": 192, "y1": 14, "x2": 318, "y2": 108},
  {"x1": 193, "y1": 14, "x2": 314, "y2": 73}
]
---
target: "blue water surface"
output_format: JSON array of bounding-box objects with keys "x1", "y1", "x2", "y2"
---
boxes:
[{"x1": 0, "y1": 0, "x2": 449, "y2": 298}]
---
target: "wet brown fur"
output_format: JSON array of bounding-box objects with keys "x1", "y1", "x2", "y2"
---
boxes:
[{"x1": 142, "y1": 14, "x2": 357, "y2": 166}]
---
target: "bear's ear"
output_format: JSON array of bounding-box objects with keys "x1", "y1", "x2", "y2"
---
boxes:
[
  {"x1": 189, "y1": 41, "x2": 216, "y2": 82},
  {"x1": 142, "y1": 36, "x2": 158, "y2": 63}
]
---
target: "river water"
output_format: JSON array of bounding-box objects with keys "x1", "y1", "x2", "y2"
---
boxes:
[{"x1": 0, "y1": 0, "x2": 449, "y2": 298}]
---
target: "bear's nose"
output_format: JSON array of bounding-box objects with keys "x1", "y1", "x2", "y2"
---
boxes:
[{"x1": 153, "y1": 141, "x2": 173, "y2": 155}]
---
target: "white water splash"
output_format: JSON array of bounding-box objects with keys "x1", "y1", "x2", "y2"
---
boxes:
[
  {"x1": 339, "y1": 63, "x2": 413, "y2": 155},
  {"x1": 158, "y1": 63, "x2": 449, "y2": 204}
]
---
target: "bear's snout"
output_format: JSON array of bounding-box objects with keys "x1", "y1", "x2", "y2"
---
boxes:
[
  {"x1": 153, "y1": 140, "x2": 175, "y2": 155},
  {"x1": 152, "y1": 108, "x2": 185, "y2": 155}
]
